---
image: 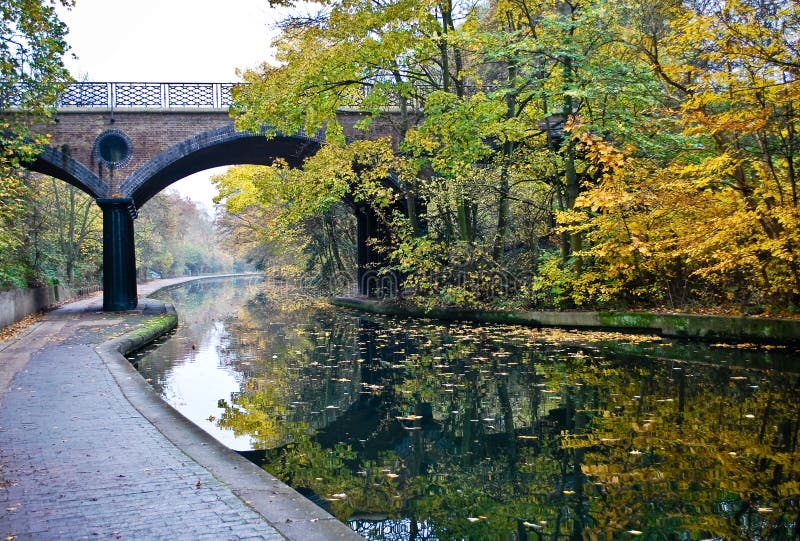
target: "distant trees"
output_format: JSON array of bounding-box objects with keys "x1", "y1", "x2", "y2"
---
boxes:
[
  {"x1": 135, "y1": 192, "x2": 234, "y2": 281},
  {"x1": 0, "y1": 174, "x2": 234, "y2": 290},
  {"x1": 214, "y1": 164, "x2": 356, "y2": 290}
]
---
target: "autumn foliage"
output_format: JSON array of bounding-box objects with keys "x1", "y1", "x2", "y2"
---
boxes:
[{"x1": 215, "y1": 0, "x2": 800, "y2": 314}]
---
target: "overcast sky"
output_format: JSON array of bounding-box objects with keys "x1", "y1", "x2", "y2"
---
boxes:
[{"x1": 57, "y1": 0, "x2": 288, "y2": 213}]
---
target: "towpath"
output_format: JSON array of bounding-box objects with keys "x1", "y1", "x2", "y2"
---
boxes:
[{"x1": 0, "y1": 277, "x2": 361, "y2": 540}]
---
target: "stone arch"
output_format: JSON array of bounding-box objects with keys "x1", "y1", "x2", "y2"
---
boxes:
[
  {"x1": 120, "y1": 125, "x2": 323, "y2": 208},
  {"x1": 28, "y1": 145, "x2": 109, "y2": 199}
]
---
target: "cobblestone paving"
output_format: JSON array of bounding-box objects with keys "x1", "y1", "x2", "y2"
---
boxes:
[{"x1": 0, "y1": 302, "x2": 286, "y2": 540}]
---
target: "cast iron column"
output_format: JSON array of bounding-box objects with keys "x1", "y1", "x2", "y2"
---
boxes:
[
  {"x1": 356, "y1": 207, "x2": 370, "y2": 295},
  {"x1": 97, "y1": 198, "x2": 138, "y2": 311},
  {"x1": 356, "y1": 205, "x2": 396, "y2": 297}
]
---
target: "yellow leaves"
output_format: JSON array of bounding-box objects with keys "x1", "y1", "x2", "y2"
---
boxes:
[
  {"x1": 404, "y1": 128, "x2": 437, "y2": 155},
  {"x1": 575, "y1": 132, "x2": 627, "y2": 178},
  {"x1": 574, "y1": 188, "x2": 633, "y2": 213},
  {"x1": 684, "y1": 104, "x2": 771, "y2": 138},
  {"x1": 629, "y1": 236, "x2": 651, "y2": 257}
]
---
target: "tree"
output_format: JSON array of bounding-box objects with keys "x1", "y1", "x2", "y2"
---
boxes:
[
  {"x1": 556, "y1": 0, "x2": 800, "y2": 311},
  {"x1": 0, "y1": 0, "x2": 72, "y2": 287},
  {"x1": 21, "y1": 174, "x2": 103, "y2": 286},
  {"x1": 230, "y1": 0, "x2": 492, "y2": 241},
  {"x1": 224, "y1": 0, "x2": 799, "y2": 313},
  {"x1": 213, "y1": 142, "x2": 399, "y2": 290},
  {"x1": 44, "y1": 176, "x2": 101, "y2": 285}
]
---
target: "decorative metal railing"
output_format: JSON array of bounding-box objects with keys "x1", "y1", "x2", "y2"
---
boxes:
[
  {"x1": 5, "y1": 81, "x2": 503, "y2": 111},
  {"x1": 53, "y1": 81, "x2": 421, "y2": 110},
  {"x1": 56, "y1": 82, "x2": 238, "y2": 109}
]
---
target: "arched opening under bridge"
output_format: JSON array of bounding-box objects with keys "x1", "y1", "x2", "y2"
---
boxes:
[{"x1": 25, "y1": 124, "x2": 399, "y2": 310}]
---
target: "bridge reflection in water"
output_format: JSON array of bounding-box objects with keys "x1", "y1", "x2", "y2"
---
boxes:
[{"x1": 132, "y1": 278, "x2": 800, "y2": 541}]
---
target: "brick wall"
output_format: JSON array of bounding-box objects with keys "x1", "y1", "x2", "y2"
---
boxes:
[
  {"x1": 46, "y1": 111, "x2": 233, "y2": 192},
  {"x1": 32, "y1": 108, "x2": 414, "y2": 196}
]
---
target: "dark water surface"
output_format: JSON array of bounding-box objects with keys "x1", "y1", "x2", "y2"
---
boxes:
[{"x1": 132, "y1": 278, "x2": 800, "y2": 540}]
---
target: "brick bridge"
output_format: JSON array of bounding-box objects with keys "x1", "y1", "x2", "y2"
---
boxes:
[{"x1": 24, "y1": 83, "x2": 408, "y2": 310}]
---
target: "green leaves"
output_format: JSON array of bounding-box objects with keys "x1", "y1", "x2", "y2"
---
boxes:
[
  {"x1": 225, "y1": 0, "x2": 800, "y2": 313},
  {"x1": 0, "y1": 0, "x2": 73, "y2": 287}
]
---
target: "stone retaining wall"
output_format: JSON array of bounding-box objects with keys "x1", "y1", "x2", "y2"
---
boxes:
[
  {"x1": 0, "y1": 284, "x2": 100, "y2": 329},
  {"x1": 332, "y1": 297, "x2": 800, "y2": 345}
]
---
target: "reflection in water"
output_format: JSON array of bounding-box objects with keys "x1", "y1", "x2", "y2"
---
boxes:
[{"x1": 133, "y1": 278, "x2": 800, "y2": 540}]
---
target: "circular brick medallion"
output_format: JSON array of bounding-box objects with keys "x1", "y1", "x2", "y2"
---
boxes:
[{"x1": 94, "y1": 130, "x2": 133, "y2": 169}]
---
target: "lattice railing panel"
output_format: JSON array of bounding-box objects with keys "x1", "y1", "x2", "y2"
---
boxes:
[
  {"x1": 53, "y1": 82, "x2": 239, "y2": 109},
  {"x1": 220, "y1": 84, "x2": 236, "y2": 107},
  {"x1": 113, "y1": 83, "x2": 162, "y2": 108},
  {"x1": 49, "y1": 81, "x2": 499, "y2": 110},
  {"x1": 58, "y1": 83, "x2": 109, "y2": 107},
  {"x1": 167, "y1": 83, "x2": 215, "y2": 107}
]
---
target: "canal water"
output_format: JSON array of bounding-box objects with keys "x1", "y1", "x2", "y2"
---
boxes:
[{"x1": 132, "y1": 277, "x2": 800, "y2": 540}]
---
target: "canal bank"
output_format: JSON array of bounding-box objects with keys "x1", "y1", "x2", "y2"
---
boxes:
[
  {"x1": 0, "y1": 276, "x2": 362, "y2": 541},
  {"x1": 332, "y1": 297, "x2": 800, "y2": 345}
]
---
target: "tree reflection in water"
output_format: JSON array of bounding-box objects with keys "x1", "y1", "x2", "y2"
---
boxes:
[{"x1": 135, "y1": 279, "x2": 800, "y2": 540}]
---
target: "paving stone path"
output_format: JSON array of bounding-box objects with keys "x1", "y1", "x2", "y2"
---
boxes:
[{"x1": 0, "y1": 284, "x2": 361, "y2": 541}]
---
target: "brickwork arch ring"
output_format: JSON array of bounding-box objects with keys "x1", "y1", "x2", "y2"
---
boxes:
[{"x1": 94, "y1": 129, "x2": 133, "y2": 169}]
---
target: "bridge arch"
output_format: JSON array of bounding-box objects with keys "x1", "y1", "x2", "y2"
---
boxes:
[
  {"x1": 17, "y1": 83, "x2": 405, "y2": 311},
  {"x1": 27, "y1": 123, "x2": 393, "y2": 311},
  {"x1": 28, "y1": 145, "x2": 108, "y2": 199},
  {"x1": 121, "y1": 125, "x2": 323, "y2": 208}
]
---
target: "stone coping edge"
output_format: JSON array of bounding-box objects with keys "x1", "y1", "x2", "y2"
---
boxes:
[
  {"x1": 96, "y1": 294, "x2": 362, "y2": 540},
  {"x1": 331, "y1": 297, "x2": 800, "y2": 345}
]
